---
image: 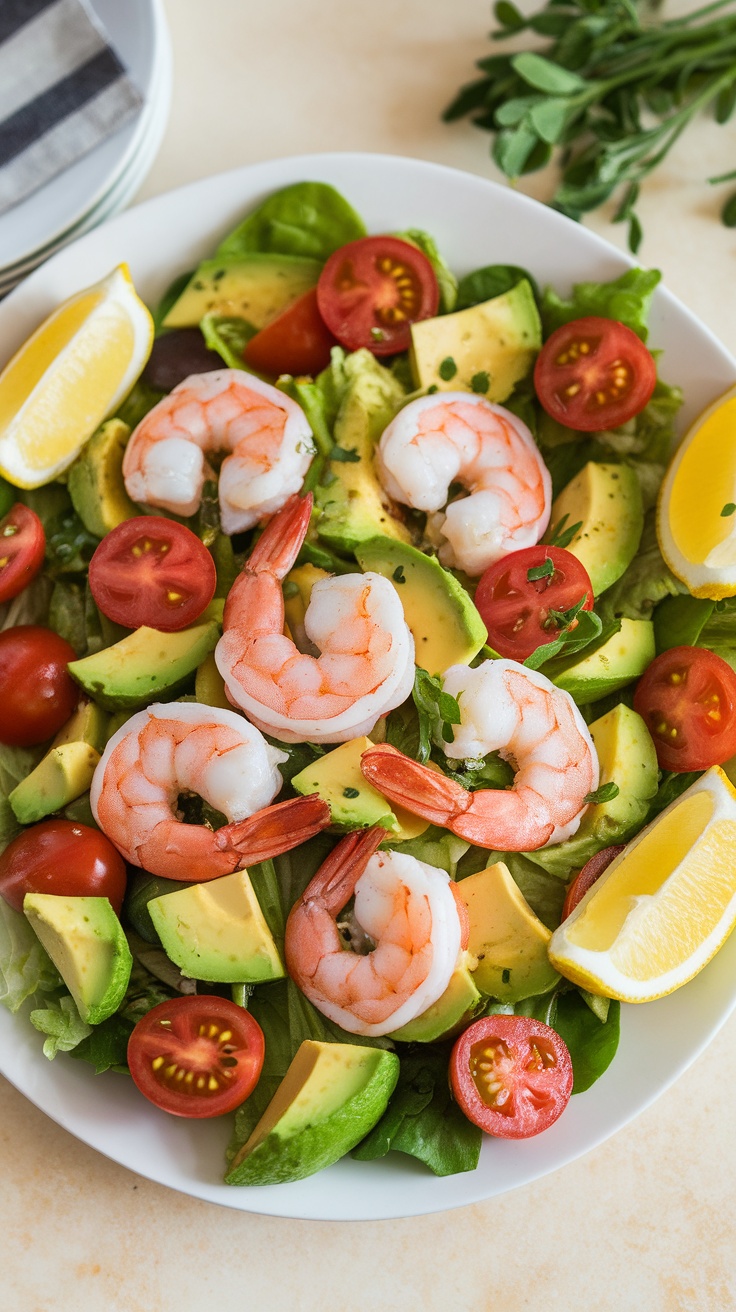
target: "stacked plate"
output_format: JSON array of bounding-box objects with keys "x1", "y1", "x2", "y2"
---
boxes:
[{"x1": 0, "y1": 0, "x2": 171, "y2": 296}]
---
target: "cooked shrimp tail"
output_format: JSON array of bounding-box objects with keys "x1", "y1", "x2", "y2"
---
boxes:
[
  {"x1": 361, "y1": 659, "x2": 599, "y2": 852},
  {"x1": 245, "y1": 490, "x2": 313, "y2": 578},
  {"x1": 214, "y1": 793, "x2": 331, "y2": 866},
  {"x1": 293, "y1": 824, "x2": 389, "y2": 914}
]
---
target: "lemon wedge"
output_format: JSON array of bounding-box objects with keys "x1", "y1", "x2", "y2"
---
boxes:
[
  {"x1": 548, "y1": 766, "x2": 736, "y2": 1002},
  {"x1": 657, "y1": 383, "x2": 736, "y2": 599},
  {"x1": 0, "y1": 265, "x2": 153, "y2": 489}
]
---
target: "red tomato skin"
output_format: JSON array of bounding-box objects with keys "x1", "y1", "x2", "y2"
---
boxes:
[
  {"x1": 534, "y1": 316, "x2": 657, "y2": 432},
  {"x1": 0, "y1": 504, "x2": 45, "y2": 603},
  {"x1": 317, "y1": 236, "x2": 439, "y2": 356},
  {"x1": 562, "y1": 844, "x2": 625, "y2": 921},
  {"x1": 451, "y1": 1014, "x2": 573, "y2": 1139},
  {"x1": 88, "y1": 516, "x2": 217, "y2": 632},
  {"x1": 0, "y1": 819, "x2": 127, "y2": 913},
  {"x1": 0, "y1": 626, "x2": 78, "y2": 746},
  {"x1": 633, "y1": 645, "x2": 736, "y2": 772},
  {"x1": 244, "y1": 288, "x2": 339, "y2": 377},
  {"x1": 474, "y1": 545, "x2": 594, "y2": 661},
  {"x1": 127, "y1": 996, "x2": 265, "y2": 1118}
]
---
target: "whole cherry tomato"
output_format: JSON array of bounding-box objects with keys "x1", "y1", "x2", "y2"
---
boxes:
[
  {"x1": 0, "y1": 626, "x2": 78, "y2": 746},
  {"x1": 0, "y1": 819, "x2": 127, "y2": 913}
]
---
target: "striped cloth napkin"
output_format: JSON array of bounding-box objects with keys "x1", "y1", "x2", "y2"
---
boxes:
[{"x1": 0, "y1": 0, "x2": 144, "y2": 217}]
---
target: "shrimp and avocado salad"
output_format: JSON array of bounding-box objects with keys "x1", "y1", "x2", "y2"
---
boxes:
[{"x1": 2, "y1": 179, "x2": 736, "y2": 1188}]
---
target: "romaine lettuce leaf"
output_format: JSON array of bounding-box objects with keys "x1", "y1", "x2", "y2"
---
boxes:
[
  {"x1": 396, "y1": 229, "x2": 458, "y2": 313},
  {"x1": 29, "y1": 993, "x2": 92, "y2": 1059},
  {"x1": 541, "y1": 268, "x2": 661, "y2": 341},
  {"x1": 598, "y1": 513, "x2": 685, "y2": 623},
  {"x1": 215, "y1": 182, "x2": 366, "y2": 262},
  {"x1": 0, "y1": 900, "x2": 60, "y2": 1013}
]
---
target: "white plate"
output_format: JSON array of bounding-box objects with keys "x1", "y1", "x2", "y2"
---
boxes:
[
  {"x1": 0, "y1": 0, "x2": 165, "y2": 272},
  {"x1": 0, "y1": 154, "x2": 735, "y2": 1221},
  {"x1": 0, "y1": 14, "x2": 172, "y2": 296}
]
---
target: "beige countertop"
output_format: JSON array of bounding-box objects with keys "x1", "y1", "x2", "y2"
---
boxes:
[{"x1": 3, "y1": 2, "x2": 736, "y2": 1308}]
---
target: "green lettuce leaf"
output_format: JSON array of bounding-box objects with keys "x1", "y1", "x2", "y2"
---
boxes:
[
  {"x1": 396, "y1": 229, "x2": 458, "y2": 313},
  {"x1": 0, "y1": 742, "x2": 45, "y2": 856},
  {"x1": 200, "y1": 313, "x2": 257, "y2": 370},
  {"x1": 216, "y1": 182, "x2": 366, "y2": 262},
  {"x1": 541, "y1": 268, "x2": 661, "y2": 341},
  {"x1": 0, "y1": 900, "x2": 61, "y2": 1012},
  {"x1": 499, "y1": 986, "x2": 620, "y2": 1093},
  {"x1": 29, "y1": 993, "x2": 92, "y2": 1059},
  {"x1": 598, "y1": 513, "x2": 685, "y2": 623},
  {"x1": 48, "y1": 579, "x2": 87, "y2": 655},
  {"x1": 70, "y1": 1014, "x2": 134, "y2": 1074},
  {"x1": 352, "y1": 1043, "x2": 481, "y2": 1176}
]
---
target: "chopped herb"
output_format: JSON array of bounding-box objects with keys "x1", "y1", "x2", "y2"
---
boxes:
[
  {"x1": 501, "y1": 969, "x2": 511, "y2": 984},
  {"x1": 584, "y1": 782, "x2": 620, "y2": 805},
  {"x1": 438, "y1": 356, "x2": 457, "y2": 381},
  {"x1": 427, "y1": 384, "x2": 439, "y2": 395},
  {"x1": 722, "y1": 503, "x2": 736, "y2": 517},
  {"x1": 527, "y1": 557, "x2": 554, "y2": 583},
  {"x1": 412, "y1": 668, "x2": 462, "y2": 764},
  {"x1": 548, "y1": 514, "x2": 583, "y2": 550},
  {"x1": 370, "y1": 327, "x2": 386, "y2": 342},
  {"x1": 470, "y1": 371, "x2": 490, "y2": 394},
  {"x1": 524, "y1": 608, "x2": 611, "y2": 671},
  {"x1": 331, "y1": 446, "x2": 361, "y2": 463},
  {"x1": 544, "y1": 594, "x2": 589, "y2": 632},
  {"x1": 392, "y1": 565, "x2": 406, "y2": 584},
  {"x1": 343, "y1": 787, "x2": 360, "y2": 799}
]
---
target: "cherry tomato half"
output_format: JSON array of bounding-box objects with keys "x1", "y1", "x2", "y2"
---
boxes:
[
  {"x1": 317, "y1": 236, "x2": 439, "y2": 357},
  {"x1": 0, "y1": 819, "x2": 127, "y2": 914},
  {"x1": 0, "y1": 626, "x2": 78, "y2": 746},
  {"x1": 89, "y1": 516, "x2": 216, "y2": 632},
  {"x1": 0, "y1": 504, "x2": 45, "y2": 603},
  {"x1": 127, "y1": 996, "x2": 265, "y2": 1118},
  {"x1": 562, "y1": 844, "x2": 625, "y2": 921},
  {"x1": 244, "y1": 288, "x2": 339, "y2": 378},
  {"x1": 534, "y1": 316, "x2": 657, "y2": 432},
  {"x1": 450, "y1": 1014, "x2": 573, "y2": 1139},
  {"x1": 633, "y1": 645, "x2": 736, "y2": 772},
  {"x1": 474, "y1": 545, "x2": 594, "y2": 661}
]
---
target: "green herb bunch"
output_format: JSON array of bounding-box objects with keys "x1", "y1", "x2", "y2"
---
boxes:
[{"x1": 444, "y1": 0, "x2": 736, "y2": 251}]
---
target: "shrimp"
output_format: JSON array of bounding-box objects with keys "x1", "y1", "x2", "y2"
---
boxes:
[
  {"x1": 361, "y1": 659, "x2": 599, "y2": 851},
  {"x1": 376, "y1": 392, "x2": 551, "y2": 576},
  {"x1": 122, "y1": 369, "x2": 315, "y2": 534},
  {"x1": 284, "y1": 827, "x2": 463, "y2": 1037},
  {"x1": 215, "y1": 492, "x2": 415, "y2": 744},
  {"x1": 90, "y1": 701, "x2": 330, "y2": 881}
]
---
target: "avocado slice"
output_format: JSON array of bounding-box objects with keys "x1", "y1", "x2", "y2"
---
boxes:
[
  {"x1": 354, "y1": 537, "x2": 487, "y2": 675},
  {"x1": 226, "y1": 1040, "x2": 399, "y2": 1186},
  {"x1": 547, "y1": 463, "x2": 644, "y2": 596},
  {"x1": 68, "y1": 619, "x2": 219, "y2": 711},
  {"x1": 290, "y1": 736, "x2": 432, "y2": 841},
  {"x1": 315, "y1": 351, "x2": 411, "y2": 552},
  {"x1": 67, "y1": 419, "x2": 138, "y2": 537},
  {"x1": 52, "y1": 699, "x2": 109, "y2": 753},
  {"x1": 389, "y1": 953, "x2": 481, "y2": 1041},
  {"x1": 409, "y1": 280, "x2": 541, "y2": 398},
  {"x1": 162, "y1": 254, "x2": 322, "y2": 330},
  {"x1": 545, "y1": 617, "x2": 655, "y2": 704},
  {"x1": 9, "y1": 741, "x2": 100, "y2": 825},
  {"x1": 195, "y1": 651, "x2": 231, "y2": 710},
  {"x1": 283, "y1": 563, "x2": 329, "y2": 650},
  {"x1": 148, "y1": 871, "x2": 285, "y2": 983},
  {"x1": 23, "y1": 894, "x2": 132, "y2": 1024},
  {"x1": 526, "y1": 703, "x2": 659, "y2": 877},
  {"x1": 458, "y1": 862, "x2": 559, "y2": 1003}
]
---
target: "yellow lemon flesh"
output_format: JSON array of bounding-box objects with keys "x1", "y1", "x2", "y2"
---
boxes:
[
  {"x1": 0, "y1": 265, "x2": 153, "y2": 489},
  {"x1": 548, "y1": 766, "x2": 736, "y2": 1002},
  {"x1": 657, "y1": 383, "x2": 736, "y2": 599}
]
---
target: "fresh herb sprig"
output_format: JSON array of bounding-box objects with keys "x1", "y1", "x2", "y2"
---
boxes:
[
  {"x1": 444, "y1": 0, "x2": 736, "y2": 252},
  {"x1": 412, "y1": 669, "x2": 462, "y2": 763}
]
